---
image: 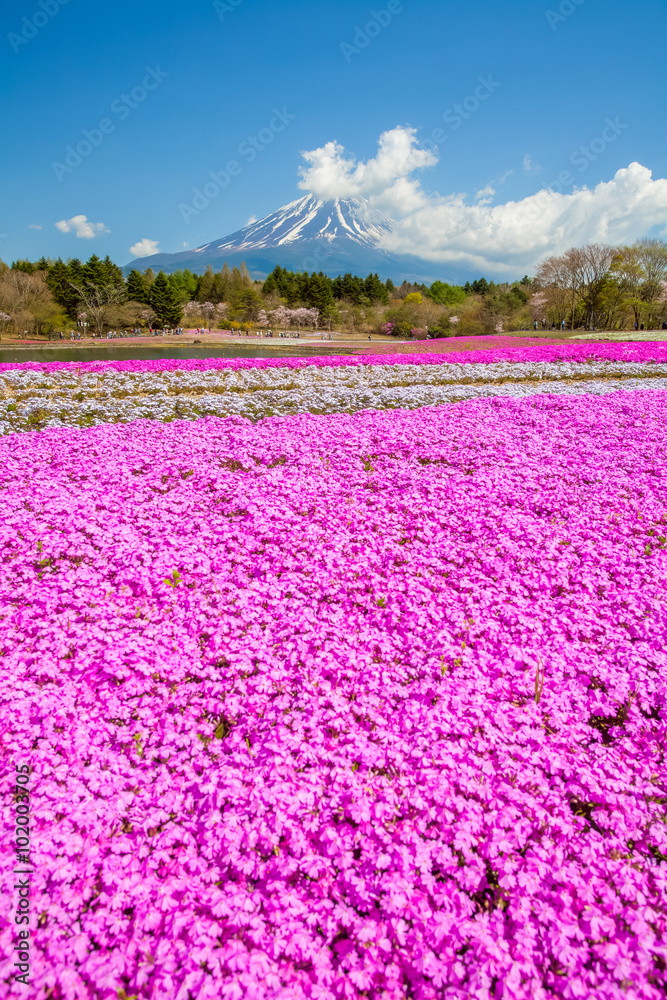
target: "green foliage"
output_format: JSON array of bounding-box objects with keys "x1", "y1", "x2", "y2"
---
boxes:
[
  {"x1": 149, "y1": 272, "x2": 183, "y2": 326},
  {"x1": 263, "y1": 267, "x2": 390, "y2": 310},
  {"x1": 427, "y1": 281, "x2": 467, "y2": 306},
  {"x1": 11, "y1": 259, "x2": 38, "y2": 274},
  {"x1": 46, "y1": 258, "x2": 81, "y2": 317},
  {"x1": 126, "y1": 270, "x2": 150, "y2": 304},
  {"x1": 464, "y1": 278, "x2": 490, "y2": 296}
]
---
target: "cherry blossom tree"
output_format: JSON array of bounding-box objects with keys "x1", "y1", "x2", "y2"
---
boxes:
[{"x1": 270, "y1": 306, "x2": 292, "y2": 328}]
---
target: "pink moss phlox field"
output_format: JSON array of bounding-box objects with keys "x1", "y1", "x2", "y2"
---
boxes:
[
  {"x1": 2, "y1": 340, "x2": 667, "y2": 375},
  {"x1": 2, "y1": 391, "x2": 667, "y2": 1000}
]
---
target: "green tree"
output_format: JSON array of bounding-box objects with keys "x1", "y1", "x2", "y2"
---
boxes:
[
  {"x1": 427, "y1": 281, "x2": 467, "y2": 306},
  {"x1": 149, "y1": 271, "x2": 183, "y2": 326},
  {"x1": 364, "y1": 273, "x2": 389, "y2": 304},
  {"x1": 46, "y1": 258, "x2": 80, "y2": 317},
  {"x1": 196, "y1": 266, "x2": 216, "y2": 302},
  {"x1": 307, "y1": 272, "x2": 336, "y2": 317},
  {"x1": 126, "y1": 269, "x2": 150, "y2": 303},
  {"x1": 168, "y1": 270, "x2": 198, "y2": 304},
  {"x1": 65, "y1": 255, "x2": 126, "y2": 335}
]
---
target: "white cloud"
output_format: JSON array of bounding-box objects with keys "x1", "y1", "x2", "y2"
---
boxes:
[
  {"x1": 298, "y1": 126, "x2": 437, "y2": 213},
  {"x1": 28, "y1": 224, "x2": 42, "y2": 230},
  {"x1": 475, "y1": 185, "x2": 495, "y2": 203},
  {"x1": 297, "y1": 129, "x2": 667, "y2": 274},
  {"x1": 523, "y1": 154, "x2": 541, "y2": 173},
  {"x1": 246, "y1": 215, "x2": 258, "y2": 225},
  {"x1": 55, "y1": 215, "x2": 109, "y2": 239},
  {"x1": 129, "y1": 238, "x2": 160, "y2": 257},
  {"x1": 380, "y1": 162, "x2": 667, "y2": 275}
]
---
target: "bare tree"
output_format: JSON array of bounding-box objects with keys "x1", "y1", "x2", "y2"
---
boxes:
[
  {"x1": 611, "y1": 245, "x2": 644, "y2": 328},
  {"x1": 0, "y1": 269, "x2": 62, "y2": 335},
  {"x1": 574, "y1": 244, "x2": 618, "y2": 330},
  {"x1": 535, "y1": 251, "x2": 582, "y2": 329},
  {"x1": 140, "y1": 308, "x2": 156, "y2": 330},
  {"x1": 635, "y1": 239, "x2": 667, "y2": 327},
  {"x1": 69, "y1": 280, "x2": 126, "y2": 337}
]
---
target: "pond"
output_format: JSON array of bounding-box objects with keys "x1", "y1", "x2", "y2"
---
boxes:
[{"x1": 0, "y1": 344, "x2": 358, "y2": 364}]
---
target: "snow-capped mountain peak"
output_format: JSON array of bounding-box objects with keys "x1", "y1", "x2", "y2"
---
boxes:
[
  {"x1": 208, "y1": 195, "x2": 395, "y2": 254},
  {"x1": 123, "y1": 193, "x2": 465, "y2": 283}
]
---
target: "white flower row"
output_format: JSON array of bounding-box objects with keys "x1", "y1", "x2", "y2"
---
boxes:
[
  {"x1": 1, "y1": 360, "x2": 666, "y2": 434},
  {"x1": 2, "y1": 357, "x2": 666, "y2": 401}
]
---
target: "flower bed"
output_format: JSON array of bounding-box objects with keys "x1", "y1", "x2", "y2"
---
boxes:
[
  {"x1": 2, "y1": 339, "x2": 667, "y2": 375},
  {"x1": 2, "y1": 392, "x2": 666, "y2": 999},
  {"x1": 2, "y1": 358, "x2": 667, "y2": 433}
]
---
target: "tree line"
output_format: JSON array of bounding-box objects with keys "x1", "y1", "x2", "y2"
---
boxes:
[
  {"x1": 1, "y1": 238, "x2": 666, "y2": 339},
  {"x1": 533, "y1": 240, "x2": 667, "y2": 331}
]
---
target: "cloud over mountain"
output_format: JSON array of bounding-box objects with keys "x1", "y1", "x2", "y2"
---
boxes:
[
  {"x1": 297, "y1": 128, "x2": 667, "y2": 274},
  {"x1": 298, "y1": 126, "x2": 437, "y2": 215},
  {"x1": 129, "y1": 238, "x2": 160, "y2": 257}
]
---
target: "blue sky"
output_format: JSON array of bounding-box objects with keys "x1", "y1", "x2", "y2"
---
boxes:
[{"x1": 2, "y1": 0, "x2": 666, "y2": 274}]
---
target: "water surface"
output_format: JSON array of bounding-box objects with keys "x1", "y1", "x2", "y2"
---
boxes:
[{"x1": 0, "y1": 344, "x2": 357, "y2": 364}]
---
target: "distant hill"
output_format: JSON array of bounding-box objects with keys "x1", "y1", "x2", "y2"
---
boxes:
[{"x1": 123, "y1": 195, "x2": 474, "y2": 284}]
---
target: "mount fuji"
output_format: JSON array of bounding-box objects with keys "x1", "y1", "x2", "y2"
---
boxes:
[{"x1": 124, "y1": 195, "x2": 468, "y2": 283}]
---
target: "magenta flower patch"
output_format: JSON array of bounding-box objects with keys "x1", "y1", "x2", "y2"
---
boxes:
[
  {"x1": 1, "y1": 338, "x2": 667, "y2": 375},
  {"x1": 1, "y1": 391, "x2": 666, "y2": 1000}
]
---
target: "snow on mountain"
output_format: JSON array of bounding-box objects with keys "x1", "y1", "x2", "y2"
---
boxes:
[
  {"x1": 123, "y1": 195, "x2": 472, "y2": 283},
  {"x1": 207, "y1": 195, "x2": 394, "y2": 253}
]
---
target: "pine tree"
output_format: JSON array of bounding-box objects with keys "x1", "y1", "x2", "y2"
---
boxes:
[
  {"x1": 196, "y1": 266, "x2": 216, "y2": 302},
  {"x1": 82, "y1": 254, "x2": 104, "y2": 285},
  {"x1": 211, "y1": 273, "x2": 226, "y2": 304},
  {"x1": 262, "y1": 271, "x2": 278, "y2": 296},
  {"x1": 182, "y1": 269, "x2": 198, "y2": 301},
  {"x1": 149, "y1": 272, "x2": 183, "y2": 326},
  {"x1": 220, "y1": 263, "x2": 232, "y2": 301},
  {"x1": 364, "y1": 273, "x2": 388, "y2": 304},
  {"x1": 126, "y1": 269, "x2": 149, "y2": 303},
  {"x1": 46, "y1": 258, "x2": 80, "y2": 316},
  {"x1": 100, "y1": 255, "x2": 125, "y2": 289},
  {"x1": 307, "y1": 272, "x2": 335, "y2": 315}
]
